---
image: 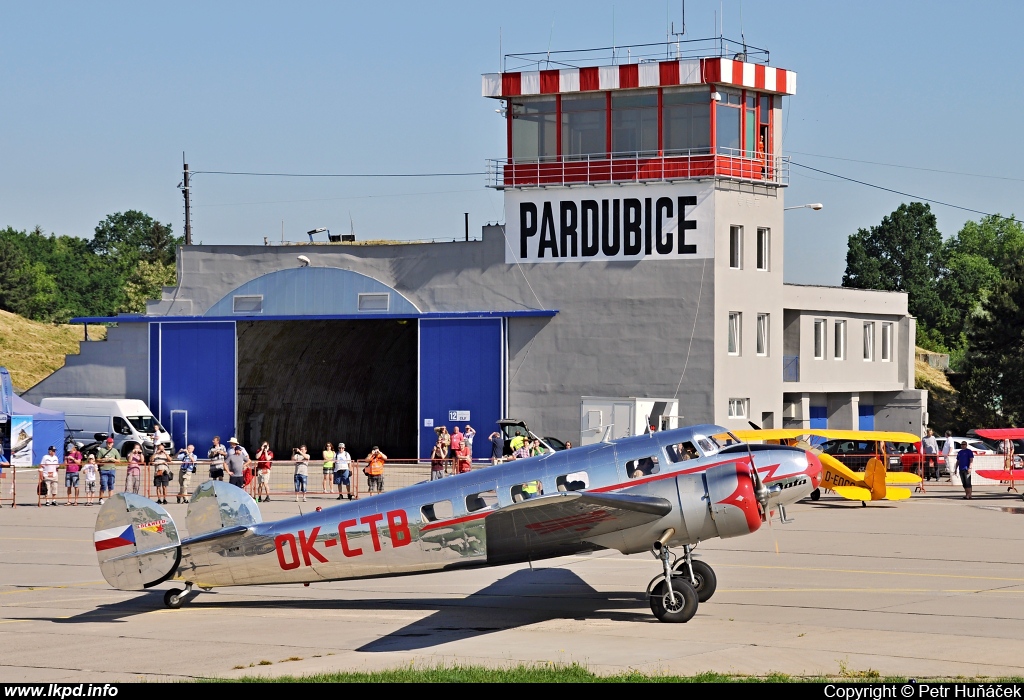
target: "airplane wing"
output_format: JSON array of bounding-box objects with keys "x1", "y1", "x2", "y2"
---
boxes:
[
  {"x1": 883, "y1": 486, "x2": 912, "y2": 501},
  {"x1": 832, "y1": 485, "x2": 874, "y2": 501},
  {"x1": 885, "y1": 472, "x2": 923, "y2": 485},
  {"x1": 976, "y1": 469, "x2": 1024, "y2": 482},
  {"x1": 484, "y1": 491, "x2": 672, "y2": 565}
]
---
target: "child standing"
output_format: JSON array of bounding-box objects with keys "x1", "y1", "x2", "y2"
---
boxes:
[{"x1": 82, "y1": 456, "x2": 98, "y2": 506}]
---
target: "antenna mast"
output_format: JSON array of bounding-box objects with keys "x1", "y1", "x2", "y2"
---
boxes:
[{"x1": 181, "y1": 153, "x2": 192, "y2": 246}]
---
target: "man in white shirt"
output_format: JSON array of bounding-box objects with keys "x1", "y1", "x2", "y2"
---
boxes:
[
  {"x1": 334, "y1": 442, "x2": 353, "y2": 500},
  {"x1": 940, "y1": 431, "x2": 954, "y2": 482},
  {"x1": 39, "y1": 446, "x2": 61, "y2": 507}
]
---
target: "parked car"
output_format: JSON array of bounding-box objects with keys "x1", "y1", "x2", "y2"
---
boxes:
[{"x1": 937, "y1": 436, "x2": 996, "y2": 456}]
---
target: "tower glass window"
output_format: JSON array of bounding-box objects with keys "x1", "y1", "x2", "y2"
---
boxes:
[
  {"x1": 756, "y1": 313, "x2": 769, "y2": 356},
  {"x1": 834, "y1": 320, "x2": 846, "y2": 360},
  {"x1": 612, "y1": 90, "x2": 658, "y2": 156},
  {"x1": 716, "y1": 90, "x2": 742, "y2": 153},
  {"x1": 756, "y1": 228, "x2": 770, "y2": 270},
  {"x1": 729, "y1": 226, "x2": 743, "y2": 269},
  {"x1": 511, "y1": 96, "x2": 557, "y2": 162},
  {"x1": 728, "y1": 312, "x2": 742, "y2": 355},
  {"x1": 561, "y1": 94, "x2": 607, "y2": 159},
  {"x1": 662, "y1": 88, "x2": 711, "y2": 153}
]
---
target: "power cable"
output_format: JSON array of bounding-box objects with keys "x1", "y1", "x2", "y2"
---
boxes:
[
  {"x1": 192, "y1": 170, "x2": 485, "y2": 178},
  {"x1": 790, "y1": 162, "x2": 1001, "y2": 218},
  {"x1": 789, "y1": 151, "x2": 1024, "y2": 184}
]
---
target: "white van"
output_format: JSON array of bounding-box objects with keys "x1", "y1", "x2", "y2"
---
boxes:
[{"x1": 39, "y1": 398, "x2": 172, "y2": 457}]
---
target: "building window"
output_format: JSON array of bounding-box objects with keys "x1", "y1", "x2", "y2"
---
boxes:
[
  {"x1": 358, "y1": 293, "x2": 390, "y2": 312},
  {"x1": 662, "y1": 88, "x2": 711, "y2": 153},
  {"x1": 728, "y1": 312, "x2": 742, "y2": 355},
  {"x1": 728, "y1": 398, "x2": 749, "y2": 419},
  {"x1": 758, "y1": 94, "x2": 771, "y2": 158},
  {"x1": 756, "y1": 228, "x2": 770, "y2": 271},
  {"x1": 814, "y1": 319, "x2": 826, "y2": 360},
  {"x1": 511, "y1": 96, "x2": 557, "y2": 162},
  {"x1": 232, "y1": 295, "x2": 263, "y2": 314},
  {"x1": 756, "y1": 313, "x2": 769, "y2": 356},
  {"x1": 834, "y1": 320, "x2": 846, "y2": 361},
  {"x1": 882, "y1": 322, "x2": 893, "y2": 362},
  {"x1": 864, "y1": 322, "x2": 875, "y2": 361},
  {"x1": 561, "y1": 94, "x2": 607, "y2": 159},
  {"x1": 745, "y1": 94, "x2": 757, "y2": 157},
  {"x1": 612, "y1": 90, "x2": 658, "y2": 156},
  {"x1": 715, "y1": 90, "x2": 742, "y2": 154},
  {"x1": 729, "y1": 226, "x2": 743, "y2": 269}
]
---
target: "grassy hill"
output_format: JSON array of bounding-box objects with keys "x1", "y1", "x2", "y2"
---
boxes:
[{"x1": 0, "y1": 310, "x2": 106, "y2": 393}]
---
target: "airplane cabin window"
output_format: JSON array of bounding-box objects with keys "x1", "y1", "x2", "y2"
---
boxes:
[
  {"x1": 666, "y1": 442, "x2": 699, "y2": 463},
  {"x1": 626, "y1": 455, "x2": 661, "y2": 479},
  {"x1": 556, "y1": 471, "x2": 590, "y2": 492},
  {"x1": 420, "y1": 499, "x2": 454, "y2": 523},
  {"x1": 466, "y1": 489, "x2": 498, "y2": 513},
  {"x1": 510, "y1": 481, "x2": 543, "y2": 503}
]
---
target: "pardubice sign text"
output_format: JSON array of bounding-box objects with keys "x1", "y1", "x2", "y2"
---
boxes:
[{"x1": 505, "y1": 183, "x2": 713, "y2": 264}]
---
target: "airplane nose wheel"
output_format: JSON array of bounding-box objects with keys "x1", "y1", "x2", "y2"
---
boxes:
[{"x1": 648, "y1": 536, "x2": 699, "y2": 622}]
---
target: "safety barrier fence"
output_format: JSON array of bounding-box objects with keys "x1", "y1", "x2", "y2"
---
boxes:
[{"x1": 2, "y1": 458, "x2": 500, "y2": 508}]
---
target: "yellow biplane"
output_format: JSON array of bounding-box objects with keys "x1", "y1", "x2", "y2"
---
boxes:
[{"x1": 732, "y1": 429, "x2": 923, "y2": 504}]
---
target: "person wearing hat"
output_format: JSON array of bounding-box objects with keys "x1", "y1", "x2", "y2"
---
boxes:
[
  {"x1": 364, "y1": 446, "x2": 387, "y2": 495},
  {"x1": 227, "y1": 437, "x2": 250, "y2": 461},
  {"x1": 96, "y1": 437, "x2": 121, "y2": 505},
  {"x1": 39, "y1": 446, "x2": 61, "y2": 506},
  {"x1": 334, "y1": 442, "x2": 353, "y2": 500},
  {"x1": 225, "y1": 444, "x2": 249, "y2": 489}
]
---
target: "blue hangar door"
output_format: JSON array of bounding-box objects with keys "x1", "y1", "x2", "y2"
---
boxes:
[
  {"x1": 418, "y1": 319, "x2": 503, "y2": 460},
  {"x1": 150, "y1": 322, "x2": 236, "y2": 453}
]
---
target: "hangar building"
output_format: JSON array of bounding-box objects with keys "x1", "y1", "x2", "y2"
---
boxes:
[{"x1": 26, "y1": 39, "x2": 927, "y2": 457}]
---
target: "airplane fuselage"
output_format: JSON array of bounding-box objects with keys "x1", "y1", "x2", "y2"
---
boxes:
[{"x1": 172, "y1": 425, "x2": 820, "y2": 588}]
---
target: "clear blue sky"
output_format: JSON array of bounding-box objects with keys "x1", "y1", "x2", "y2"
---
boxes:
[{"x1": 3, "y1": 1, "x2": 1022, "y2": 284}]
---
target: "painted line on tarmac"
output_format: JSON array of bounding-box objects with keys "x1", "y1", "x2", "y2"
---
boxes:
[
  {"x1": 571, "y1": 557, "x2": 1024, "y2": 583},
  {"x1": 0, "y1": 581, "x2": 105, "y2": 595}
]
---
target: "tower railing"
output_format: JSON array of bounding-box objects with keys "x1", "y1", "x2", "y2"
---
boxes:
[{"x1": 486, "y1": 147, "x2": 789, "y2": 189}]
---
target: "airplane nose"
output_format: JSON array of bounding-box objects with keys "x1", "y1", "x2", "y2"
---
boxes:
[{"x1": 804, "y1": 450, "x2": 822, "y2": 488}]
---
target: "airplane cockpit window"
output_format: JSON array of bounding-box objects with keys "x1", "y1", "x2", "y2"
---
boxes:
[
  {"x1": 465, "y1": 489, "x2": 498, "y2": 513},
  {"x1": 556, "y1": 471, "x2": 589, "y2": 492},
  {"x1": 511, "y1": 480, "x2": 543, "y2": 502},
  {"x1": 707, "y1": 431, "x2": 741, "y2": 449},
  {"x1": 420, "y1": 499, "x2": 454, "y2": 523},
  {"x1": 665, "y1": 442, "x2": 699, "y2": 463},
  {"x1": 626, "y1": 455, "x2": 660, "y2": 479}
]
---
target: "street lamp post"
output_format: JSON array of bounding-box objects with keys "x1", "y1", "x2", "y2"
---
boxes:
[{"x1": 784, "y1": 203, "x2": 824, "y2": 211}]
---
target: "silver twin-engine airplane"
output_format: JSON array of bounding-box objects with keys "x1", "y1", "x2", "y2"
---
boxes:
[{"x1": 93, "y1": 425, "x2": 821, "y2": 622}]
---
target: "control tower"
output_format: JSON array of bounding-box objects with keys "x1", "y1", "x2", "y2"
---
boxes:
[{"x1": 483, "y1": 38, "x2": 797, "y2": 427}]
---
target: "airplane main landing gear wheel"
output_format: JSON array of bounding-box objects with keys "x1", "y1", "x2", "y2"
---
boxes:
[
  {"x1": 674, "y1": 559, "x2": 717, "y2": 602},
  {"x1": 649, "y1": 579, "x2": 698, "y2": 623},
  {"x1": 164, "y1": 588, "x2": 184, "y2": 609},
  {"x1": 810, "y1": 488, "x2": 821, "y2": 501}
]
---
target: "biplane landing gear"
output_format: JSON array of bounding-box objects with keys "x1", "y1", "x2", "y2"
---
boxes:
[
  {"x1": 648, "y1": 531, "x2": 699, "y2": 623},
  {"x1": 163, "y1": 583, "x2": 193, "y2": 609},
  {"x1": 810, "y1": 488, "x2": 821, "y2": 501}
]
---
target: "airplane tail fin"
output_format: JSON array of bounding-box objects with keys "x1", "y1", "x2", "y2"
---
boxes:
[
  {"x1": 186, "y1": 480, "x2": 262, "y2": 537},
  {"x1": 94, "y1": 493, "x2": 181, "y2": 591}
]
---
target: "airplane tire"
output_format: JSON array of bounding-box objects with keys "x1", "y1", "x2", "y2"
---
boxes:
[
  {"x1": 649, "y1": 579, "x2": 698, "y2": 623},
  {"x1": 674, "y1": 559, "x2": 717, "y2": 603},
  {"x1": 164, "y1": 588, "x2": 184, "y2": 609},
  {"x1": 810, "y1": 488, "x2": 821, "y2": 501}
]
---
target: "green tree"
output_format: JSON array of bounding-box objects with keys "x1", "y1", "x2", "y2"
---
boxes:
[
  {"x1": 89, "y1": 210, "x2": 181, "y2": 268},
  {"x1": 956, "y1": 256, "x2": 1024, "y2": 426},
  {"x1": 121, "y1": 260, "x2": 177, "y2": 314},
  {"x1": 842, "y1": 202, "x2": 944, "y2": 330}
]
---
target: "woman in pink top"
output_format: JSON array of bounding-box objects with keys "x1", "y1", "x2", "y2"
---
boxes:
[{"x1": 126, "y1": 445, "x2": 144, "y2": 495}]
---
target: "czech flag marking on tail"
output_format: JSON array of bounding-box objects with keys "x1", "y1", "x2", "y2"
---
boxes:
[{"x1": 94, "y1": 525, "x2": 136, "y2": 551}]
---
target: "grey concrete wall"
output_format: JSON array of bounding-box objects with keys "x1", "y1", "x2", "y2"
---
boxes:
[
  {"x1": 874, "y1": 389, "x2": 928, "y2": 436},
  {"x1": 22, "y1": 324, "x2": 149, "y2": 403},
  {"x1": 144, "y1": 221, "x2": 718, "y2": 443}
]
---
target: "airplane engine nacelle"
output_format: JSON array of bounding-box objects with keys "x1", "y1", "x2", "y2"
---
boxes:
[{"x1": 702, "y1": 462, "x2": 763, "y2": 539}]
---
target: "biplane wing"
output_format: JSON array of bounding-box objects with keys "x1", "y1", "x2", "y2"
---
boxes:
[
  {"x1": 975, "y1": 469, "x2": 1024, "y2": 482},
  {"x1": 885, "y1": 472, "x2": 923, "y2": 485},
  {"x1": 883, "y1": 486, "x2": 912, "y2": 501},
  {"x1": 832, "y1": 486, "x2": 873, "y2": 501},
  {"x1": 734, "y1": 428, "x2": 921, "y2": 443},
  {"x1": 484, "y1": 491, "x2": 672, "y2": 564}
]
